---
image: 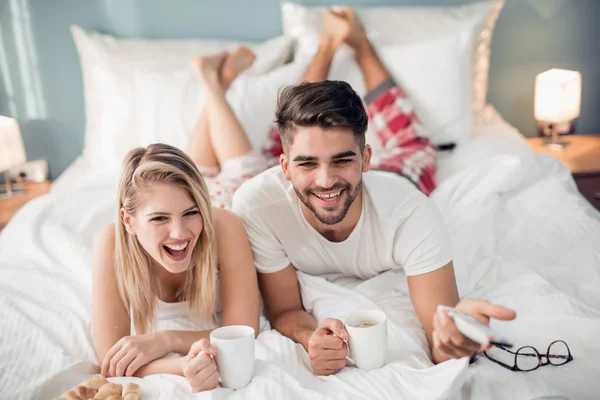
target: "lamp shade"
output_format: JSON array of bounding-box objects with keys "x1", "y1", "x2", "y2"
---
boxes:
[
  {"x1": 534, "y1": 68, "x2": 582, "y2": 123},
  {"x1": 0, "y1": 116, "x2": 27, "y2": 172}
]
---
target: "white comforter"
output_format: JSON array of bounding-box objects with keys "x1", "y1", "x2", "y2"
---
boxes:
[{"x1": 1, "y1": 153, "x2": 599, "y2": 400}]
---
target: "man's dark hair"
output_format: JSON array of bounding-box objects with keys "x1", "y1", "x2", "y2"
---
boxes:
[{"x1": 275, "y1": 80, "x2": 368, "y2": 151}]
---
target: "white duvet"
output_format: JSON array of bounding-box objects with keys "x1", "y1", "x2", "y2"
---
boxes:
[{"x1": 1, "y1": 150, "x2": 599, "y2": 400}]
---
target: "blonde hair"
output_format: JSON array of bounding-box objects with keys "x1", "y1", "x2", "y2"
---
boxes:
[{"x1": 114, "y1": 143, "x2": 217, "y2": 334}]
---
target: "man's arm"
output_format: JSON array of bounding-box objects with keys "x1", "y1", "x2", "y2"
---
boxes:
[
  {"x1": 392, "y1": 194, "x2": 473, "y2": 363},
  {"x1": 258, "y1": 265, "x2": 348, "y2": 376},
  {"x1": 258, "y1": 265, "x2": 317, "y2": 350},
  {"x1": 407, "y1": 261, "x2": 462, "y2": 364}
]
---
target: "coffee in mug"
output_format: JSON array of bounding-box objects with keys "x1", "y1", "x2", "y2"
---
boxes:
[{"x1": 351, "y1": 320, "x2": 377, "y2": 328}]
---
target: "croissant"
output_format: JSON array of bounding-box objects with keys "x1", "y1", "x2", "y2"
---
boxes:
[
  {"x1": 94, "y1": 383, "x2": 123, "y2": 400},
  {"x1": 121, "y1": 382, "x2": 142, "y2": 400},
  {"x1": 63, "y1": 385, "x2": 97, "y2": 400},
  {"x1": 83, "y1": 375, "x2": 109, "y2": 390},
  {"x1": 56, "y1": 377, "x2": 142, "y2": 400}
]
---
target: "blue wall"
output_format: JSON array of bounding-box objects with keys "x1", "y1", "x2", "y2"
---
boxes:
[{"x1": 0, "y1": 0, "x2": 599, "y2": 179}]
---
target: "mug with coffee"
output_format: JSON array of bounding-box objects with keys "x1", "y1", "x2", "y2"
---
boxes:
[
  {"x1": 209, "y1": 325, "x2": 255, "y2": 390},
  {"x1": 343, "y1": 309, "x2": 387, "y2": 370}
]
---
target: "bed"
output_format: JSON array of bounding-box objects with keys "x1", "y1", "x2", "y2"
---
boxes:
[
  {"x1": 2, "y1": 1, "x2": 600, "y2": 399},
  {"x1": 2, "y1": 104, "x2": 599, "y2": 399}
]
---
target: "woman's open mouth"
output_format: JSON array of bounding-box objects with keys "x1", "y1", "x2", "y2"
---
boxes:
[{"x1": 162, "y1": 240, "x2": 190, "y2": 262}]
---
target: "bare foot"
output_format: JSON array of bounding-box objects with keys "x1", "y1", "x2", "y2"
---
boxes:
[
  {"x1": 337, "y1": 8, "x2": 368, "y2": 50},
  {"x1": 190, "y1": 51, "x2": 228, "y2": 90},
  {"x1": 221, "y1": 46, "x2": 256, "y2": 88},
  {"x1": 321, "y1": 8, "x2": 350, "y2": 50}
]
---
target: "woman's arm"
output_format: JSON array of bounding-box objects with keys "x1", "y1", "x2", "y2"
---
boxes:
[
  {"x1": 214, "y1": 208, "x2": 261, "y2": 335},
  {"x1": 91, "y1": 223, "x2": 131, "y2": 365},
  {"x1": 136, "y1": 342, "x2": 221, "y2": 395},
  {"x1": 92, "y1": 224, "x2": 188, "y2": 377},
  {"x1": 134, "y1": 356, "x2": 185, "y2": 377},
  {"x1": 155, "y1": 329, "x2": 211, "y2": 355}
]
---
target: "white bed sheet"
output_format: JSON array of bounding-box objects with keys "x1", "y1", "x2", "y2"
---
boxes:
[
  {"x1": 435, "y1": 105, "x2": 532, "y2": 185},
  {"x1": 1, "y1": 108, "x2": 599, "y2": 400}
]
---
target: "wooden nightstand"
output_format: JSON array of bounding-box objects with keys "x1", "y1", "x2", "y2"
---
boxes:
[
  {"x1": 528, "y1": 134, "x2": 600, "y2": 211},
  {"x1": 0, "y1": 181, "x2": 52, "y2": 230}
]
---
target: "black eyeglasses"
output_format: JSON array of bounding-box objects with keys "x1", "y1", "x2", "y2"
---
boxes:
[{"x1": 483, "y1": 340, "x2": 573, "y2": 372}]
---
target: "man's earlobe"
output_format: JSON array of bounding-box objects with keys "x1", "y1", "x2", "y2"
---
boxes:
[
  {"x1": 280, "y1": 154, "x2": 292, "y2": 181},
  {"x1": 362, "y1": 144, "x2": 372, "y2": 172}
]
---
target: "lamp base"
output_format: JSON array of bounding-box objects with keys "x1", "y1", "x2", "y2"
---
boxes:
[
  {"x1": 539, "y1": 122, "x2": 573, "y2": 151},
  {"x1": 537, "y1": 119, "x2": 575, "y2": 138},
  {"x1": 1, "y1": 171, "x2": 26, "y2": 198},
  {"x1": 0, "y1": 187, "x2": 25, "y2": 199},
  {"x1": 544, "y1": 138, "x2": 570, "y2": 151}
]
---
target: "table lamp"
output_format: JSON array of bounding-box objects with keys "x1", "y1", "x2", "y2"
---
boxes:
[
  {"x1": 0, "y1": 116, "x2": 27, "y2": 198},
  {"x1": 534, "y1": 68, "x2": 582, "y2": 151}
]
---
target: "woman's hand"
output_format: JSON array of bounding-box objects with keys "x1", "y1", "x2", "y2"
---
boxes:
[
  {"x1": 102, "y1": 332, "x2": 170, "y2": 377},
  {"x1": 182, "y1": 339, "x2": 220, "y2": 393}
]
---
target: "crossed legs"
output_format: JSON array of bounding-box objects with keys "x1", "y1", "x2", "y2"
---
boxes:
[
  {"x1": 186, "y1": 47, "x2": 256, "y2": 170},
  {"x1": 299, "y1": 8, "x2": 391, "y2": 92}
]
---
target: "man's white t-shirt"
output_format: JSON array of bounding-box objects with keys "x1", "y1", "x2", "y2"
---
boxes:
[{"x1": 232, "y1": 167, "x2": 452, "y2": 279}]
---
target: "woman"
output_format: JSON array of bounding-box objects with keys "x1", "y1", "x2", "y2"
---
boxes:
[{"x1": 91, "y1": 143, "x2": 259, "y2": 393}]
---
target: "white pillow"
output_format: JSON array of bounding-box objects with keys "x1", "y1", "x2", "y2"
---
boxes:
[
  {"x1": 281, "y1": 0, "x2": 504, "y2": 118},
  {"x1": 225, "y1": 60, "x2": 310, "y2": 150},
  {"x1": 318, "y1": 28, "x2": 472, "y2": 148},
  {"x1": 132, "y1": 60, "x2": 309, "y2": 154},
  {"x1": 71, "y1": 25, "x2": 294, "y2": 166}
]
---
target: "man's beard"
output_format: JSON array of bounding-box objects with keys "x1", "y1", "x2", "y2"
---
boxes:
[{"x1": 294, "y1": 180, "x2": 362, "y2": 225}]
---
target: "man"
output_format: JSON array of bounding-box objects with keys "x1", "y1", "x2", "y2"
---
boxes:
[{"x1": 233, "y1": 9, "x2": 516, "y2": 376}]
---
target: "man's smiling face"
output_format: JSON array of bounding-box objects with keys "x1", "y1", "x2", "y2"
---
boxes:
[{"x1": 280, "y1": 125, "x2": 371, "y2": 226}]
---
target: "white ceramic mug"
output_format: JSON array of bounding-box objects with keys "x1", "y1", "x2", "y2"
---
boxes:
[
  {"x1": 209, "y1": 325, "x2": 255, "y2": 389},
  {"x1": 343, "y1": 310, "x2": 387, "y2": 370}
]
